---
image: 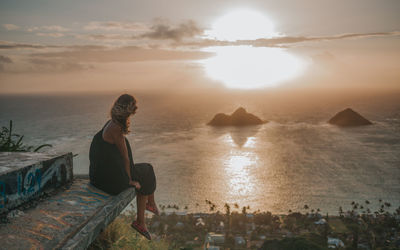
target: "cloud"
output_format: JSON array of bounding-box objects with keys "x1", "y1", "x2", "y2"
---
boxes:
[
  {"x1": 27, "y1": 57, "x2": 92, "y2": 73},
  {"x1": 0, "y1": 41, "x2": 58, "y2": 49},
  {"x1": 30, "y1": 45, "x2": 212, "y2": 62},
  {"x1": 0, "y1": 41, "x2": 105, "y2": 51},
  {"x1": 140, "y1": 20, "x2": 203, "y2": 41},
  {"x1": 0, "y1": 40, "x2": 213, "y2": 74},
  {"x1": 3, "y1": 24, "x2": 20, "y2": 31},
  {"x1": 79, "y1": 19, "x2": 399, "y2": 46},
  {"x1": 27, "y1": 25, "x2": 69, "y2": 32},
  {"x1": 2, "y1": 30, "x2": 399, "y2": 53},
  {"x1": 0, "y1": 45, "x2": 211, "y2": 74},
  {"x1": 84, "y1": 21, "x2": 148, "y2": 31},
  {"x1": 1, "y1": 29, "x2": 398, "y2": 74},
  {"x1": 82, "y1": 21, "x2": 398, "y2": 46},
  {"x1": 81, "y1": 19, "x2": 203, "y2": 42},
  {"x1": 36, "y1": 32, "x2": 65, "y2": 38},
  {"x1": 244, "y1": 31, "x2": 400, "y2": 47},
  {"x1": 83, "y1": 34, "x2": 130, "y2": 41},
  {"x1": 178, "y1": 31, "x2": 400, "y2": 48}
]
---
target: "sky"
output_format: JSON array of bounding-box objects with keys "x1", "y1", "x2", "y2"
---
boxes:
[{"x1": 0, "y1": 0, "x2": 399, "y2": 94}]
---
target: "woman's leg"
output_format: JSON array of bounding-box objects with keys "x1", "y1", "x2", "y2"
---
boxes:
[
  {"x1": 136, "y1": 193, "x2": 148, "y2": 228},
  {"x1": 147, "y1": 193, "x2": 156, "y2": 206}
]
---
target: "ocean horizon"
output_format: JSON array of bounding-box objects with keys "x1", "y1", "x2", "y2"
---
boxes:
[{"x1": 1, "y1": 90, "x2": 399, "y2": 215}]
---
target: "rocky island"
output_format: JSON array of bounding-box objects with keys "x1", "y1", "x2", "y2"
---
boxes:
[
  {"x1": 208, "y1": 107, "x2": 267, "y2": 126},
  {"x1": 328, "y1": 108, "x2": 372, "y2": 126}
]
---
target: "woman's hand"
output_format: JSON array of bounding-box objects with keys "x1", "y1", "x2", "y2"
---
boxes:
[{"x1": 129, "y1": 180, "x2": 141, "y2": 189}]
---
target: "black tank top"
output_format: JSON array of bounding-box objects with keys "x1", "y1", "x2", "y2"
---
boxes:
[{"x1": 89, "y1": 120, "x2": 134, "y2": 195}]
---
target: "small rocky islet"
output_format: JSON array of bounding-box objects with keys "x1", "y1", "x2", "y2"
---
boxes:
[
  {"x1": 207, "y1": 107, "x2": 267, "y2": 126},
  {"x1": 328, "y1": 108, "x2": 372, "y2": 127},
  {"x1": 208, "y1": 107, "x2": 373, "y2": 127}
]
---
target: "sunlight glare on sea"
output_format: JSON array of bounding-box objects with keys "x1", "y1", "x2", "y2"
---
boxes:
[{"x1": 0, "y1": 92, "x2": 399, "y2": 214}]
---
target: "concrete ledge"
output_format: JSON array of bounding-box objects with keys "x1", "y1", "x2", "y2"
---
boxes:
[
  {"x1": 0, "y1": 176, "x2": 136, "y2": 250},
  {"x1": 62, "y1": 176, "x2": 136, "y2": 250},
  {"x1": 0, "y1": 152, "x2": 73, "y2": 212}
]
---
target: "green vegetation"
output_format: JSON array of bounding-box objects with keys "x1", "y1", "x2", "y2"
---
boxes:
[
  {"x1": 90, "y1": 199, "x2": 400, "y2": 249},
  {"x1": 88, "y1": 211, "x2": 171, "y2": 250},
  {"x1": 260, "y1": 237, "x2": 324, "y2": 250},
  {"x1": 0, "y1": 120, "x2": 52, "y2": 152}
]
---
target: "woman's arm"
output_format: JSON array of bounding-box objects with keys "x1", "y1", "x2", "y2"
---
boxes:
[
  {"x1": 114, "y1": 133, "x2": 131, "y2": 179},
  {"x1": 112, "y1": 126, "x2": 141, "y2": 189}
]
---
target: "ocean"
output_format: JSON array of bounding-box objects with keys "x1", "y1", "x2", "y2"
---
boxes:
[{"x1": 1, "y1": 90, "x2": 399, "y2": 214}]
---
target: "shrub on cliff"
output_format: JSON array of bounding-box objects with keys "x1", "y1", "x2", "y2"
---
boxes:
[{"x1": 0, "y1": 120, "x2": 51, "y2": 152}]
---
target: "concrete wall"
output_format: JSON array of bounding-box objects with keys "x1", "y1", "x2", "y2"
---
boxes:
[{"x1": 0, "y1": 152, "x2": 73, "y2": 211}]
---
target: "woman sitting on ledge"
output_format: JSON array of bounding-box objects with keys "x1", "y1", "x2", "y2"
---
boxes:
[{"x1": 89, "y1": 94, "x2": 158, "y2": 240}]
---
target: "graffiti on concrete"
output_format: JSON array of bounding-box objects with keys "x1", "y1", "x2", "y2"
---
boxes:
[
  {"x1": 49, "y1": 184, "x2": 110, "y2": 210},
  {"x1": 0, "y1": 152, "x2": 135, "y2": 249},
  {"x1": 0, "y1": 153, "x2": 73, "y2": 210},
  {"x1": 0, "y1": 178, "x2": 127, "y2": 250}
]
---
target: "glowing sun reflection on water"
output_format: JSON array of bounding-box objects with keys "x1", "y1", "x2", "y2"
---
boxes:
[
  {"x1": 222, "y1": 133, "x2": 259, "y2": 197},
  {"x1": 243, "y1": 136, "x2": 256, "y2": 148},
  {"x1": 224, "y1": 152, "x2": 257, "y2": 196}
]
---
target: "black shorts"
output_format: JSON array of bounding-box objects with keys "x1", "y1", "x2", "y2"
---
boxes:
[{"x1": 132, "y1": 163, "x2": 156, "y2": 195}]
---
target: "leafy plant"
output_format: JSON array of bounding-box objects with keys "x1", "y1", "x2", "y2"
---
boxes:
[{"x1": 0, "y1": 120, "x2": 52, "y2": 152}]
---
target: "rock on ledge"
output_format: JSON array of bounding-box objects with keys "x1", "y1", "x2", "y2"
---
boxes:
[
  {"x1": 208, "y1": 107, "x2": 267, "y2": 126},
  {"x1": 328, "y1": 108, "x2": 372, "y2": 126}
]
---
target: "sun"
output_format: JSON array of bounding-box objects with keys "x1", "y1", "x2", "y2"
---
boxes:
[
  {"x1": 201, "y1": 10, "x2": 307, "y2": 89},
  {"x1": 202, "y1": 46, "x2": 305, "y2": 89},
  {"x1": 205, "y1": 9, "x2": 276, "y2": 41}
]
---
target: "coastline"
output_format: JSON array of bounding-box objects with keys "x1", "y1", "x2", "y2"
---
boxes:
[{"x1": 91, "y1": 200, "x2": 400, "y2": 249}]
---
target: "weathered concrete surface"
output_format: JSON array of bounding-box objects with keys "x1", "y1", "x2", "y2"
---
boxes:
[
  {"x1": 0, "y1": 176, "x2": 136, "y2": 250},
  {"x1": 0, "y1": 152, "x2": 73, "y2": 212}
]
